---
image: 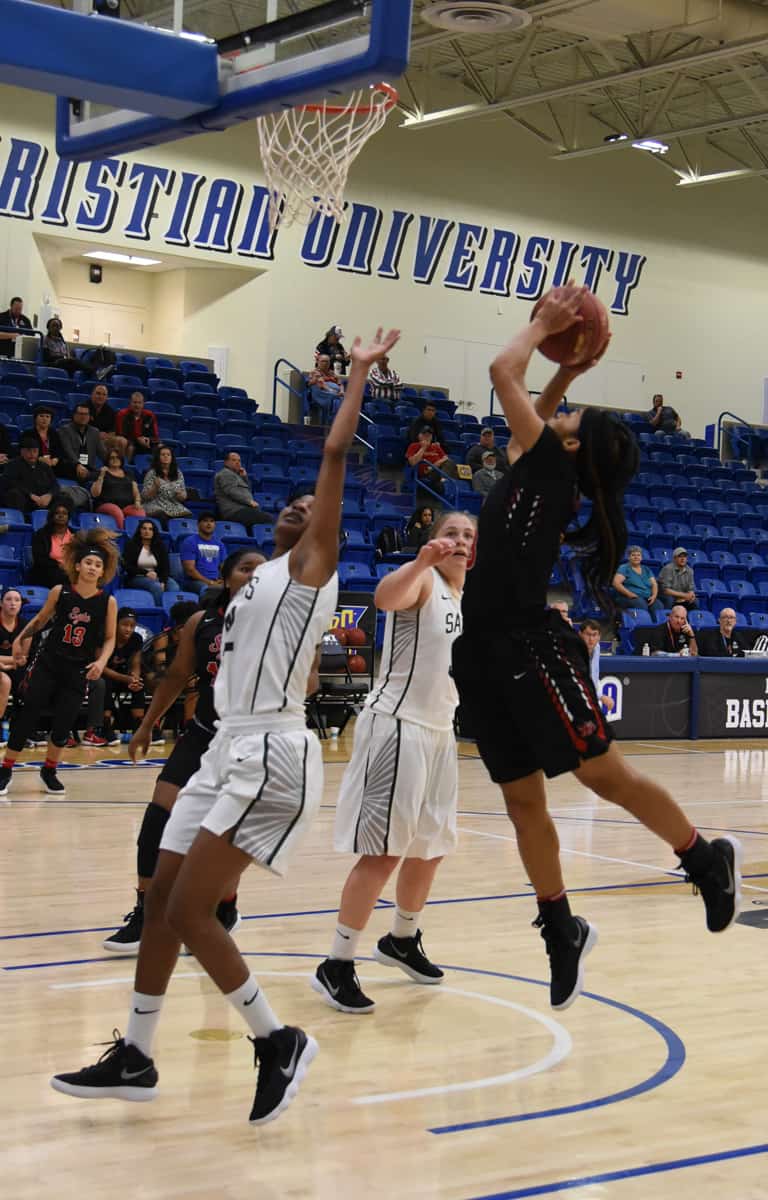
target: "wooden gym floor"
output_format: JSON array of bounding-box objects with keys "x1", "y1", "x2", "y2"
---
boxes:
[{"x1": 2, "y1": 731, "x2": 767, "y2": 1200}]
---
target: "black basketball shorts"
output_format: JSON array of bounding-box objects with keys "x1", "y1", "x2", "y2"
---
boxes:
[
  {"x1": 158, "y1": 720, "x2": 214, "y2": 788},
  {"x1": 452, "y1": 614, "x2": 612, "y2": 784}
]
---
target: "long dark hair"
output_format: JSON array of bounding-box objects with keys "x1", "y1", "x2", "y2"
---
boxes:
[
  {"x1": 151, "y1": 443, "x2": 179, "y2": 481},
  {"x1": 563, "y1": 410, "x2": 639, "y2": 612},
  {"x1": 131, "y1": 518, "x2": 164, "y2": 557}
]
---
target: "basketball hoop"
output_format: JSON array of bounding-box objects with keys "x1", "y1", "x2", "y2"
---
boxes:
[{"x1": 256, "y1": 82, "x2": 398, "y2": 230}]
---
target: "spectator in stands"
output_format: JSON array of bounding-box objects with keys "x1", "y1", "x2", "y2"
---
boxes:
[
  {"x1": 89, "y1": 384, "x2": 127, "y2": 459},
  {"x1": 472, "y1": 449, "x2": 504, "y2": 497},
  {"x1": 578, "y1": 618, "x2": 615, "y2": 711},
  {"x1": 41, "y1": 317, "x2": 82, "y2": 377},
  {"x1": 368, "y1": 353, "x2": 402, "y2": 405},
  {"x1": 307, "y1": 355, "x2": 344, "y2": 423},
  {"x1": 658, "y1": 547, "x2": 697, "y2": 610},
  {"x1": 697, "y1": 608, "x2": 750, "y2": 657},
  {"x1": 406, "y1": 401, "x2": 445, "y2": 447},
  {"x1": 30, "y1": 404, "x2": 64, "y2": 471},
  {"x1": 141, "y1": 445, "x2": 192, "y2": 525},
  {"x1": 404, "y1": 504, "x2": 434, "y2": 551},
  {"x1": 180, "y1": 513, "x2": 226, "y2": 594},
  {"x1": 28, "y1": 496, "x2": 75, "y2": 588},
  {"x1": 0, "y1": 296, "x2": 32, "y2": 359},
  {"x1": 57, "y1": 401, "x2": 104, "y2": 487},
  {"x1": 116, "y1": 391, "x2": 159, "y2": 461},
  {"x1": 647, "y1": 393, "x2": 682, "y2": 436},
  {"x1": 315, "y1": 325, "x2": 349, "y2": 374},
  {"x1": 0, "y1": 433, "x2": 59, "y2": 514},
  {"x1": 466, "y1": 426, "x2": 507, "y2": 474},
  {"x1": 550, "y1": 600, "x2": 572, "y2": 626},
  {"x1": 405, "y1": 427, "x2": 450, "y2": 494},
  {"x1": 642, "y1": 604, "x2": 698, "y2": 656},
  {"x1": 123, "y1": 519, "x2": 180, "y2": 606},
  {"x1": 90, "y1": 449, "x2": 145, "y2": 529},
  {"x1": 0, "y1": 419, "x2": 14, "y2": 470},
  {"x1": 613, "y1": 546, "x2": 665, "y2": 617},
  {"x1": 214, "y1": 450, "x2": 273, "y2": 527},
  {"x1": 0, "y1": 587, "x2": 23, "y2": 730}
]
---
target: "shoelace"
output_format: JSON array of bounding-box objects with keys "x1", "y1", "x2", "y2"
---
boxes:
[{"x1": 89, "y1": 1029, "x2": 124, "y2": 1067}]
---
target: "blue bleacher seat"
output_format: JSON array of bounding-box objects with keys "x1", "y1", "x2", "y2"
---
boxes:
[
  {"x1": 17, "y1": 584, "x2": 49, "y2": 607},
  {"x1": 116, "y1": 587, "x2": 161, "y2": 609},
  {"x1": 688, "y1": 610, "x2": 717, "y2": 630},
  {"x1": 747, "y1": 612, "x2": 768, "y2": 631},
  {"x1": 80, "y1": 512, "x2": 120, "y2": 533}
]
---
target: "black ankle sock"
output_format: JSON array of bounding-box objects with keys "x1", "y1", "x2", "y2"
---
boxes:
[
  {"x1": 537, "y1": 894, "x2": 574, "y2": 928},
  {"x1": 678, "y1": 834, "x2": 714, "y2": 877}
]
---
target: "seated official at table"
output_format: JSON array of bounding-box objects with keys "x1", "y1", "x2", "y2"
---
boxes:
[
  {"x1": 639, "y1": 605, "x2": 698, "y2": 656},
  {"x1": 696, "y1": 608, "x2": 751, "y2": 658}
]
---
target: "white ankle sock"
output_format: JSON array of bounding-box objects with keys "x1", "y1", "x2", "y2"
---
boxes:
[
  {"x1": 330, "y1": 921, "x2": 361, "y2": 961},
  {"x1": 225, "y1": 974, "x2": 281, "y2": 1039},
  {"x1": 391, "y1": 908, "x2": 421, "y2": 939},
  {"x1": 125, "y1": 991, "x2": 164, "y2": 1058}
]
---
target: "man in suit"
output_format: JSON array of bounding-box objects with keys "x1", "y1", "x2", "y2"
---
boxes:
[
  {"x1": 696, "y1": 608, "x2": 751, "y2": 657},
  {"x1": 0, "y1": 297, "x2": 33, "y2": 359}
]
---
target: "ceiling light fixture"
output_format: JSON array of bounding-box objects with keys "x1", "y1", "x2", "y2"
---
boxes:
[
  {"x1": 82, "y1": 251, "x2": 162, "y2": 266},
  {"x1": 603, "y1": 133, "x2": 628, "y2": 144},
  {"x1": 421, "y1": 3, "x2": 532, "y2": 34},
  {"x1": 631, "y1": 138, "x2": 669, "y2": 155}
]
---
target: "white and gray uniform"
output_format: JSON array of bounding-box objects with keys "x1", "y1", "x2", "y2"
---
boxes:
[
  {"x1": 335, "y1": 567, "x2": 462, "y2": 858},
  {"x1": 162, "y1": 553, "x2": 338, "y2": 874}
]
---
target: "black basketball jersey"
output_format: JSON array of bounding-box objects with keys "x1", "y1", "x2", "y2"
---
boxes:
[
  {"x1": 45, "y1": 585, "x2": 109, "y2": 665},
  {"x1": 0, "y1": 618, "x2": 20, "y2": 659},
  {"x1": 193, "y1": 607, "x2": 223, "y2": 733},
  {"x1": 108, "y1": 631, "x2": 142, "y2": 675}
]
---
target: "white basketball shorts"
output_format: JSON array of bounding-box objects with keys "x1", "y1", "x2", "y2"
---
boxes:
[
  {"x1": 161, "y1": 725, "x2": 323, "y2": 876},
  {"x1": 334, "y1": 708, "x2": 458, "y2": 858}
]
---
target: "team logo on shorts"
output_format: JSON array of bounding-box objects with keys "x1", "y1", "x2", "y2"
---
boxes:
[{"x1": 576, "y1": 720, "x2": 597, "y2": 738}]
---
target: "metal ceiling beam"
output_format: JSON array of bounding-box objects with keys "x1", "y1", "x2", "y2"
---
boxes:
[
  {"x1": 554, "y1": 104, "x2": 768, "y2": 159},
  {"x1": 402, "y1": 34, "x2": 768, "y2": 131}
]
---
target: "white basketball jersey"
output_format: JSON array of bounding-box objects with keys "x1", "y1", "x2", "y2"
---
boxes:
[
  {"x1": 215, "y1": 553, "x2": 338, "y2": 731},
  {"x1": 367, "y1": 568, "x2": 462, "y2": 731}
]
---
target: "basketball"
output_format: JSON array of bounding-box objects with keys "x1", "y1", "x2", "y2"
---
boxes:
[
  {"x1": 532, "y1": 289, "x2": 610, "y2": 367},
  {"x1": 333, "y1": 627, "x2": 349, "y2": 645},
  {"x1": 347, "y1": 653, "x2": 367, "y2": 673},
  {"x1": 346, "y1": 628, "x2": 366, "y2": 647}
]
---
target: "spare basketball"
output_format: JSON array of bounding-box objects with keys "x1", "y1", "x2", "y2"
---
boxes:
[
  {"x1": 346, "y1": 628, "x2": 366, "y2": 647},
  {"x1": 347, "y1": 654, "x2": 367, "y2": 674},
  {"x1": 333, "y1": 627, "x2": 349, "y2": 646},
  {"x1": 532, "y1": 290, "x2": 610, "y2": 367}
]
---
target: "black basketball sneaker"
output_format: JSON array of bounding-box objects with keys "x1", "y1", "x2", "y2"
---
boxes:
[
  {"x1": 50, "y1": 1031, "x2": 157, "y2": 1101},
  {"x1": 534, "y1": 913, "x2": 598, "y2": 1010},
  {"x1": 683, "y1": 835, "x2": 743, "y2": 932},
  {"x1": 249, "y1": 1025, "x2": 318, "y2": 1126},
  {"x1": 373, "y1": 930, "x2": 444, "y2": 984},
  {"x1": 103, "y1": 892, "x2": 145, "y2": 954},
  {"x1": 312, "y1": 958, "x2": 375, "y2": 1013}
]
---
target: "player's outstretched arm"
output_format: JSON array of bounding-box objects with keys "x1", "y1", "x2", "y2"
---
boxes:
[
  {"x1": 490, "y1": 285, "x2": 584, "y2": 452},
  {"x1": 291, "y1": 326, "x2": 400, "y2": 589},
  {"x1": 374, "y1": 539, "x2": 455, "y2": 612},
  {"x1": 129, "y1": 611, "x2": 203, "y2": 761}
]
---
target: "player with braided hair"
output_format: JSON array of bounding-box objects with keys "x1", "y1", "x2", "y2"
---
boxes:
[{"x1": 0, "y1": 528, "x2": 118, "y2": 796}]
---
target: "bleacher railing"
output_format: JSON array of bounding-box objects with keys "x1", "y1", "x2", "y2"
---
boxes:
[
  {"x1": 272, "y1": 356, "x2": 377, "y2": 466},
  {"x1": 716, "y1": 410, "x2": 764, "y2": 462}
]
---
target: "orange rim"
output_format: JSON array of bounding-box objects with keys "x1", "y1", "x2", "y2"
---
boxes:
[{"x1": 300, "y1": 81, "x2": 398, "y2": 115}]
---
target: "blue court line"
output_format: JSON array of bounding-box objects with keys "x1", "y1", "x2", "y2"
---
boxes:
[
  {"x1": 428, "y1": 966, "x2": 685, "y2": 1135},
  {"x1": 2, "y1": 875, "x2": 765, "y2": 945},
  {"x1": 463, "y1": 1142, "x2": 768, "y2": 1199},
  {"x1": 4, "y1": 951, "x2": 686, "y2": 1139}
]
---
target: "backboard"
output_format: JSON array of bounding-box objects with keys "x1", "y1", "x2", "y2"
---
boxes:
[{"x1": 0, "y1": 0, "x2": 411, "y2": 162}]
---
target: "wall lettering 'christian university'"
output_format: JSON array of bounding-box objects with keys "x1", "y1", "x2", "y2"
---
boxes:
[{"x1": 0, "y1": 136, "x2": 646, "y2": 313}]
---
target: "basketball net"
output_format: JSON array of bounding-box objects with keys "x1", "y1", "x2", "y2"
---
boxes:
[{"x1": 256, "y1": 83, "x2": 397, "y2": 230}]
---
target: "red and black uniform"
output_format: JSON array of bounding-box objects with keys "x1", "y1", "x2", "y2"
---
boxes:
[
  {"x1": 8, "y1": 586, "x2": 109, "y2": 750},
  {"x1": 0, "y1": 615, "x2": 22, "y2": 701},
  {"x1": 453, "y1": 425, "x2": 612, "y2": 783},
  {"x1": 158, "y1": 606, "x2": 223, "y2": 788},
  {"x1": 104, "y1": 631, "x2": 144, "y2": 715}
]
